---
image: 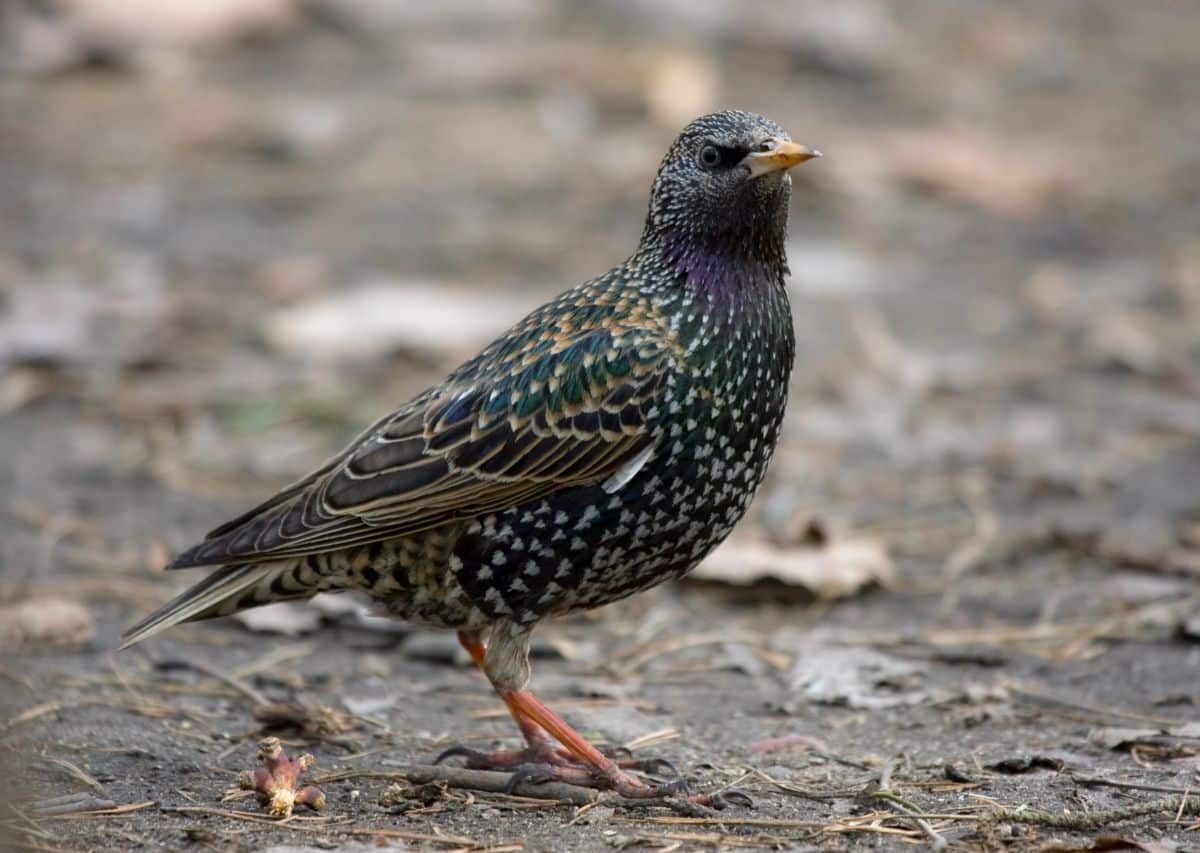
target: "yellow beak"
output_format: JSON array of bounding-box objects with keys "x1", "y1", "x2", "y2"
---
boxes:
[{"x1": 743, "y1": 141, "x2": 821, "y2": 179}]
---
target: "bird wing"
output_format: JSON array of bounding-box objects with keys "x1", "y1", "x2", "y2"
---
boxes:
[{"x1": 169, "y1": 325, "x2": 673, "y2": 568}]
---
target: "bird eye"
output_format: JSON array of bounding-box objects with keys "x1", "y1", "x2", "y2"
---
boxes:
[
  {"x1": 699, "y1": 145, "x2": 721, "y2": 168},
  {"x1": 757, "y1": 139, "x2": 779, "y2": 153}
]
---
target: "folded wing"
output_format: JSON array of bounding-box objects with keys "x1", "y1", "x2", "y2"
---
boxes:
[{"x1": 169, "y1": 326, "x2": 671, "y2": 568}]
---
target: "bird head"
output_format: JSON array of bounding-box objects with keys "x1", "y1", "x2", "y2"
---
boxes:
[{"x1": 641, "y1": 111, "x2": 819, "y2": 276}]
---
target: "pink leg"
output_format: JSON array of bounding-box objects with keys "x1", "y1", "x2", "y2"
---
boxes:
[{"x1": 437, "y1": 631, "x2": 706, "y2": 800}]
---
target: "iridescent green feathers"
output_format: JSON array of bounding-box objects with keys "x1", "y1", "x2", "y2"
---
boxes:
[{"x1": 168, "y1": 278, "x2": 673, "y2": 570}]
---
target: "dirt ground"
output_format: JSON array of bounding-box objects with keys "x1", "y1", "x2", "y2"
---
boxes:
[{"x1": 3, "y1": 1, "x2": 1200, "y2": 850}]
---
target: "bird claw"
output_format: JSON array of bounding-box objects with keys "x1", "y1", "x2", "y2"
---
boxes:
[
  {"x1": 621, "y1": 756, "x2": 680, "y2": 777},
  {"x1": 656, "y1": 777, "x2": 691, "y2": 797},
  {"x1": 434, "y1": 745, "x2": 484, "y2": 766},
  {"x1": 433, "y1": 741, "x2": 743, "y2": 810},
  {"x1": 598, "y1": 744, "x2": 679, "y2": 777},
  {"x1": 607, "y1": 774, "x2": 689, "y2": 800},
  {"x1": 503, "y1": 763, "x2": 562, "y2": 794},
  {"x1": 617, "y1": 783, "x2": 752, "y2": 814}
]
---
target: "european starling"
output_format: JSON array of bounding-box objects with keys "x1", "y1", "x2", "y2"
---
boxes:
[{"x1": 124, "y1": 110, "x2": 819, "y2": 804}]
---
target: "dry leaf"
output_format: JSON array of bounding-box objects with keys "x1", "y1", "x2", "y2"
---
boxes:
[
  {"x1": 788, "y1": 646, "x2": 926, "y2": 709},
  {"x1": 0, "y1": 599, "x2": 94, "y2": 650},
  {"x1": 690, "y1": 534, "x2": 892, "y2": 600}
]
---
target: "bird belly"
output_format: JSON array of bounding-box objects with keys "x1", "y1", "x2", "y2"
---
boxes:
[
  {"x1": 334, "y1": 526, "x2": 490, "y2": 630},
  {"x1": 450, "y1": 399, "x2": 786, "y2": 624}
]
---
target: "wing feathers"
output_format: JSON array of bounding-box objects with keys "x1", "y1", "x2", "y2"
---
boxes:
[{"x1": 170, "y1": 325, "x2": 672, "y2": 567}]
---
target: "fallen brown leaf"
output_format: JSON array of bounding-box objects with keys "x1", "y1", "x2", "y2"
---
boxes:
[
  {"x1": 0, "y1": 598, "x2": 94, "y2": 650},
  {"x1": 690, "y1": 534, "x2": 893, "y2": 600}
]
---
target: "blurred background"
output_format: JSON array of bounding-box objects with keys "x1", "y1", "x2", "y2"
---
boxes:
[{"x1": 2, "y1": 0, "x2": 1199, "y2": 848}]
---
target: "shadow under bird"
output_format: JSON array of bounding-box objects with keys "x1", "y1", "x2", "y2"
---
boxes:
[{"x1": 124, "y1": 110, "x2": 820, "y2": 806}]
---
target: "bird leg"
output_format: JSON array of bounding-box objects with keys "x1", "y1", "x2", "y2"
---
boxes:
[
  {"x1": 436, "y1": 628, "x2": 718, "y2": 803},
  {"x1": 435, "y1": 631, "x2": 572, "y2": 770}
]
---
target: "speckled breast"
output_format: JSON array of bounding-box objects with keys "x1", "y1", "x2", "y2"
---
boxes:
[{"x1": 449, "y1": 280, "x2": 795, "y2": 626}]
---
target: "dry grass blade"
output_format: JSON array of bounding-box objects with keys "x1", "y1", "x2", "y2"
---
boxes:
[
  {"x1": 867, "y1": 760, "x2": 949, "y2": 851},
  {"x1": 1075, "y1": 775, "x2": 1196, "y2": 795},
  {"x1": 44, "y1": 801, "x2": 157, "y2": 820},
  {"x1": 607, "y1": 630, "x2": 767, "y2": 675},
  {"x1": 624, "y1": 728, "x2": 680, "y2": 751},
  {"x1": 231, "y1": 643, "x2": 316, "y2": 679},
  {"x1": 636, "y1": 816, "x2": 825, "y2": 829},
  {"x1": 37, "y1": 757, "x2": 105, "y2": 793},
  {"x1": 2, "y1": 702, "x2": 65, "y2": 732},
  {"x1": 156, "y1": 658, "x2": 269, "y2": 707},
  {"x1": 28, "y1": 793, "x2": 115, "y2": 816},
  {"x1": 161, "y1": 805, "x2": 342, "y2": 829},
  {"x1": 3, "y1": 698, "x2": 176, "y2": 733},
  {"x1": 346, "y1": 827, "x2": 495, "y2": 847}
]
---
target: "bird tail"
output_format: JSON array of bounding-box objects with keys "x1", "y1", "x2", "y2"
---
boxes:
[{"x1": 119, "y1": 559, "x2": 324, "y2": 650}]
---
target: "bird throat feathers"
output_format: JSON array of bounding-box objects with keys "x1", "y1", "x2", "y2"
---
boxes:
[{"x1": 641, "y1": 177, "x2": 792, "y2": 306}]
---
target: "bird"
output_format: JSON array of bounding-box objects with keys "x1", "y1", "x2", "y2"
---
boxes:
[{"x1": 123, "y1": 110, "x2": 820, "y2": 805}]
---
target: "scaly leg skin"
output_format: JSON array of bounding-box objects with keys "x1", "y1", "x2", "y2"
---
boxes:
[
  {"x1": 436, "y1": 629, "x2": 746, "y2": 809},
  {"x1": 436, "y1": 631, "x2": 676, "y2": 776}
]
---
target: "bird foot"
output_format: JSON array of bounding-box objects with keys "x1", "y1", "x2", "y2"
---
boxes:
[
  {"x1": 434, "y1": 740, "x2": 678, "y2": 777},
  {"x1": 504, "y1": 762, "x2": 752, "y2": 811},
  {"x1": 434, "y1": 742, "x2": 748, "y2": 809},
  {"x1": 442, "y1": 637, "x2": 748, "y2": 810}
]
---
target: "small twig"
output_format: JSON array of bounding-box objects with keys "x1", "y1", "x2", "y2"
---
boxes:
[
  {"x1": 992, "y1": 795, "x2": 1200, "y2": 830},
  {"x1": 1073, "y1": 775, "x2": 1195, "y2": 795},
  {"x1": 313, "y1": 765, "x2": 598, "y2": 806},
  {"x1": 746, "y1": 768, "x2": 843, "y2": 803},
  {"x1": 869, "y1": 758, "x2": 949, "y2": 851},
  {"x1": 28, "y1": 794, "x2": 115, "y2": 816},
  {"x1": 636, "y1": 816, "x2": 826, "y2": 829},
  {"x1": 815, "y1": 751, "x2": 877, "y2": 772},
  {"x1": 29, "y1": 793, "x2": 157, "y2": 819},
  {"x1": 42, "y1": 801, "x2": 156, "y2": 820},
  {"x1": 872, "y1": 792, "x2": 949, "y2": 851}
]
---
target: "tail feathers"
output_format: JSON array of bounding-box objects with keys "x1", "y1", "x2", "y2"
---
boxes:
[{"x1": 120, "y1": 560, "x2": 319, "y2": 650}]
